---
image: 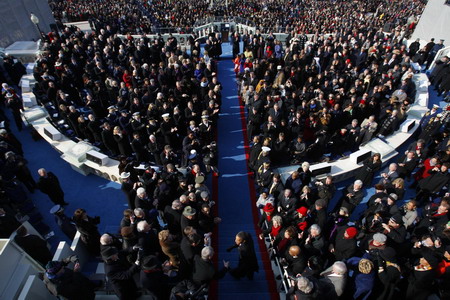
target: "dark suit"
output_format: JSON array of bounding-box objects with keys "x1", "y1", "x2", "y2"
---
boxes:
[
  {"x1": 14, "y1": 234, "x2": 52, "y2": 266},
  {"x1": 37, "y1": 172, "x2": 65, "y2": 205},
  {"x1": 229, "y1": 234, "x2": 259, "y2": 279},
  {"x1": 104, "y1": 259, "x2": 140, "y2": 300}
]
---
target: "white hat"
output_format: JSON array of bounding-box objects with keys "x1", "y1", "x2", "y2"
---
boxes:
[
  {"x1": 49, "y1": 205, "x2": 63, "y2": 214},
  {"x1": 120, "y1": 172, "x2": 130, "y2": 179},
  {"x1": 433, "y1": 104, "x2": 440, "y2": 108},
  {"x1": 162, "y1": 113, "x2": 170, "y2": 118},
  {"x1": 437, "y1": 113, "x2": 443, "y2": 118},
  {"x1": 261, "y1": 146, "x2": 271, "y2": 152},
  {"x1": 108, "y1": 105, "x2": 116, "y2": 110},
  {"x1": 133, "y1": 112, "x2": 140, "y2": 117},
  {"x1": 277, "y1": 65, "x2": 282, "y2": 70},
  {"x1": 188, "y1": 149, "x2": 197, "y2": 159},
  {"x1": 201, "y1": 115, "x2": 209, "y2": 119}
]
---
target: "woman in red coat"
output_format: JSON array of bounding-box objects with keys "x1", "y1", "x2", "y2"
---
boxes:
[{"x1": 122, "y1": 70, "x2": 132, "y2": 88}]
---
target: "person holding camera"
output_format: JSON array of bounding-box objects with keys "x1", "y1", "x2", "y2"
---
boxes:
[
  {"x1": 372, "y1": 247, "x2": 401, "y2": 300},
  {"x1": 102, "y1": 246, "x2": 141, "y2": 300},
  {"x1": 43, "y1": 255, "x2": 96, "y2": 300}
]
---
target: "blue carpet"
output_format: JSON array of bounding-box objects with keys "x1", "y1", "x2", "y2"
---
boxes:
[{"x1": 215, "y1": 43, "x2": 276, "y2": 300}]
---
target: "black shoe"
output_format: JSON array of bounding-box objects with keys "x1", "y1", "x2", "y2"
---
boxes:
[{"x1": 61, "y1": 202, "x2": 69, "y2": 206}]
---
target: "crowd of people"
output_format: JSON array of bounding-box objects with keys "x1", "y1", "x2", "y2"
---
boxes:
[
  {"x1": 239, "y1": 24, "x2": 446, "y2": 167},
  {"x1": 48, "y1": 0, "x2": 155, "y2": 34},
  {"x1": 49, "y1": 0, "x2": 427, "y2": 35},
  {"x1": 1, "y1": 0, "x2": 450, "y2": 299}
]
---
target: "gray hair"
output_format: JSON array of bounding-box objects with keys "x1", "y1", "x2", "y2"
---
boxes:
[
  {"x1": 297, "y1": 277, "x2": 314, "y2": 294},
  {"x1": 272, "y1": 215, "x2": 283, "y2": 226},
  {"x1": 136, "y1": 187, "x2": 146, "y2": 196},
  {"x1": 332, "y1": 261, "x2": 348, "y2": 275},
  {"x1": 354, "y1": 179, "x2": 363, "y2": 187},
  {"x1": 100, "y1": 233, "x2": 112, "y2": 245},
  {"x1": 134, "y1": 208, "x2": 144, "y2": 217},
  {"x1": 201, "y1": 246, "x2": 214, "y2": 260},
  {"x1": 172, "y1": 200, "x2": 182, "y2": 209},
  {"x1": 310, "y1": 224, "x2": 321, "y2": 234},
  {"x1": 136, "y1": 220, "x2": 148, "y2": 232}
]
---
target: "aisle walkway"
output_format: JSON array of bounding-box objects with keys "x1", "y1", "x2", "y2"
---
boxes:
[{"x1": 215, "y1": 44, "x2": 278, "y2": 300}]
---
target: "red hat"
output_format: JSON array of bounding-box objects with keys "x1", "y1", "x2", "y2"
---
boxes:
[
  {"x1": 296, "y1": 206, "x2": 308, "y2": 216},
  {"x1": 345, "y1": 227, "x2": 358, "y2": 239},
  {"x1": 263, "y1": 203, "x2": 275, "y2": 213}
]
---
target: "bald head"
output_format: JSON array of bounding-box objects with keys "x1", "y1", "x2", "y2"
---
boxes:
[{"x1": 289, "y1": 245, "x2": 300, "y2": 257}]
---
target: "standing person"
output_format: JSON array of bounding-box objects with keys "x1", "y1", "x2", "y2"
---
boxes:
[
  {"x1": 14, "y1": 225, "x2": 52, "y2": 266},
  {"x1": 37, "y1": 168, "x2": 68, "y2": 206},
  {"x1": 5, "y1": 91, "x2": 24, "y2": 131},
  {"x1": 355, "y1": 153, "x2": 382, "y2": 187},
  {"x1": 72, "y1": 209, "x2": 101, "y2": 256},
  {"x1": 50, "y1": 205, "x2": 77, "y2": 240},
  {"x1": 227, "y1": 231, "x2": 259, "y2": 280},
  {"x1": 43, "y1": 256, "x2": 96, "y2": 300},
  {"x1": 102, "y1": 247, "x2": 141, "y2": 300},
  {"x1": 232, "y1": 32, "x2": 240, "y2": 58}
]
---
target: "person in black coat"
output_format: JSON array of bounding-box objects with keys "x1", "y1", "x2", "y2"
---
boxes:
[
  {"x1": 72, "y1": 208, "x2": 101, "y2": 256},
  {"x1": 268, "y1": 173, "x2": 285, "y2": 200},
  {"x1": 417, "y1": 163, "x2": 450, "y2": 204},
  {"x1": 120, "y1": 172, "x2": 140, "y2": 209},
  {"x1": 136, "y1": 220, "x2": 160, "y2": 257},
  {"x1": 329, "y1": 226, "x2": 357, "y2": 261},
  {"x1": 284, "y1": 245, "x2": 307, "y2": 276},
  {"x1": 406, "y1": 249, "x2": 440, "y2": 300},
  {"x1": 227, "y1": 231, "x2": 259, "y2": 280},
  {"x1": 180, "y1": 229, "x2": 203, "y2": 272},
  {"x1": 355, "y1": 153, "x2": 382, "y2": 187},
  {"x1": 43, "y1": 256, "x2": 96, "y2": 300},
  {"x1": 113, "y1": 127, "x2": 132, "y2": 157},
  {"x1": 335, "y1": 180, "x2": 364, "y2": 214},
  {"x1": 14, "y1": 225, "x2": 52, "y2": 266},
  {"x1": 0, "y1": 206, "x2": 20, "y2": 238},
  {"x1": 102, "y1": 247, "x2": 140, "y2": 300},
  {"x1": 164, "y1": 199, "x2": 183, "y2": 236},
  {"x1": 134, "y1": 187, "x2": 155, "y2": 212},
  {"x1": 248, "y1": 136, "x2": 262, "y2": 171},
  {"x1": 37, "y1": 168, "x2": 68, "y2": 206},
  {"x1": 130, "y1": 132, "x2": 149, "y2": 163},
  {"x1": 101, "y1": 122, "x2": 120, "y2": 156},
  {"x1": 396, "y1": 151, "x2": 418, "y2": 178},
  {"x1": 192, "y1": 246, "x2": 229, "y2": 286},
  {"x1": 139, "y1": 255, "x2": 169, "y2": 299},
  {"x1": 372, "y1": 247, "x2": 401, "y2": 300},
  {"x1": 312, "y1": 199, "x2": 328, "y2": 227}
]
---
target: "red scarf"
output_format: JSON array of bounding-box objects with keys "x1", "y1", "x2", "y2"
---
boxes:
[{"x1": 271, "y1": 225, "x2": 281, "y2": 237}]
